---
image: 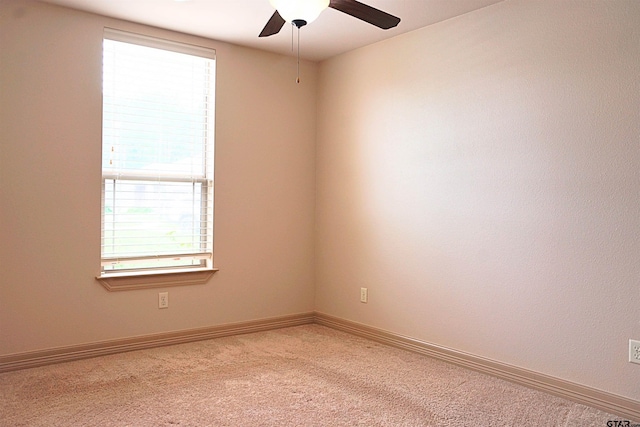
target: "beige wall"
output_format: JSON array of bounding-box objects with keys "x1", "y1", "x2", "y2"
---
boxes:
[
  {"x1": 0, "y1": 1, "x2": 316, "y2": 353},
  {"x1": 315, "y1": 0, "x2": 640, "y2": 400}
]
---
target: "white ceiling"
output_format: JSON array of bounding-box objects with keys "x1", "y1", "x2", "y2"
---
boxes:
[{"x1": 38, "y1": 0, "x2": 504, "y2": 62}]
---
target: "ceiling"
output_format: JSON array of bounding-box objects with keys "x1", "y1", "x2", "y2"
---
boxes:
[{"x1": 38, "y1": 0, "x2": 504, "y2": 62}]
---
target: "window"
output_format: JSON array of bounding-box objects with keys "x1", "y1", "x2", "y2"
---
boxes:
[{"x1": 100, "y1": 29, "x2": 216, "y2": 283}]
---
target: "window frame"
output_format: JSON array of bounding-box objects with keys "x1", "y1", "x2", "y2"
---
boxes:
[{"x1": 97, "y1": 28, "x2": 218, "y2": 290}]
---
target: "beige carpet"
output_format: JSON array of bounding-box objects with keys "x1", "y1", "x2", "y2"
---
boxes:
[{"x1": 0, "y1": 325, "x2": 620, "y2": 426}]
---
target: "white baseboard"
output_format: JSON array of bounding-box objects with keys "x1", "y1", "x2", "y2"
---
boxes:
[
  {"x1": 314, "y1": 312, "x2": 640, "y2": 422},
  {"x1": 2, "y1": 310, "x2": 637, "y2": 421},
  {"x1": 0, "y1": 312, "x2": 315, "y2": 373}
]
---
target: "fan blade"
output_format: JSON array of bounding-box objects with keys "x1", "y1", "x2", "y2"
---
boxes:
[
  {"x1": 329, "y1": 0, "x2": 400, "y2": 29},
  {"x1": 259, "y1": 10, "x2": 286, "y2": 37}
]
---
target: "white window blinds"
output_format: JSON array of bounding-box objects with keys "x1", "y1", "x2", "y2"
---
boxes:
[{"x1": 101, "y1": 29, "x2": 215, "y2": 274}]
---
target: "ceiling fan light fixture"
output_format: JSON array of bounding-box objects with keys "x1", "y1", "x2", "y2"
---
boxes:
[{"x1": 269, "y1": 0, "x2": 330, "y2": 25}]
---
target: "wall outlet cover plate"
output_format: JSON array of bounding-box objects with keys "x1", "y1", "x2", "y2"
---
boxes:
[{"x1": 630, "y1": 339, "x2": 640, "y2": 365}]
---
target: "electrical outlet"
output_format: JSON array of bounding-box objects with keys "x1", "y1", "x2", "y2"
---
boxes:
[
  {"x1": 158, "y1": 292, "x2": 169, "y2": 309},
  {"x1": 630, "y1": 339, "x2": 640, "y2": 365},
  {"x1": 360, "y1": 287, "x2": 368, "y2": 303}
]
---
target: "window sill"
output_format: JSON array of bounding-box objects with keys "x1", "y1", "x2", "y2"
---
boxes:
[{"x1": 96, "y1": 268, "x2": 218, "y2": 292}]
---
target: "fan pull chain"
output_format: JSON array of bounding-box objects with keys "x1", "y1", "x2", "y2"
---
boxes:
[
  {"x1": 296, "y1": 26, "x2": 301, "y2": 84},
  {"x1": 290, "y1": 19, "x2": 306, "y2": 84}
]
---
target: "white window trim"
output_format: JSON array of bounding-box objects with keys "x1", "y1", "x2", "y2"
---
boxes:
[
  {"x1": 97, "y1": 28, "x2": 217, "y2": 290},
  {"x1": 103, "y1": 28, "x2": 216, "y2": 60},
  {"x1": 97, "y1": 268, "x2": 219, "y2": 292}
]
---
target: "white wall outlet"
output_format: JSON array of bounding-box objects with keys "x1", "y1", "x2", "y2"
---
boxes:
[
  {"x1": 360, "y1": 287, "x2": 368, "y2": 303},
  {"x1": 630, "y1": 339, "x2": 640, "y2": 365},
  {"x1": 159, "y1": 292, "x2": 169, "y2": 309}
]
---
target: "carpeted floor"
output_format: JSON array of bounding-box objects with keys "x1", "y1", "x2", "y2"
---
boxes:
[{"x1": 0, "y1": 325, "x2": 620, "y2": 426}]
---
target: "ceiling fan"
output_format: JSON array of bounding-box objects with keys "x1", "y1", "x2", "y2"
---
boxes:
[
  {"x1": 259, "y1": 0, "x2": 401, "y2": 37},
  {"x1": 259, "y1": 0, "x2": 400, "y2": 82}
]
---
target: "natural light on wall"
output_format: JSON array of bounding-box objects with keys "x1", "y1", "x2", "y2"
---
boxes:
[{"x1": 100, "y1": 29, "x2": 216, "y2": 276}]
